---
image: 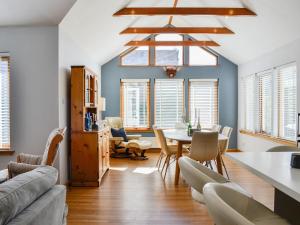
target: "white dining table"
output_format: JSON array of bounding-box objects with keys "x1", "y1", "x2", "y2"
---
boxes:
[
  {"x1": 226, "y1": 152, "x2": 300, "y2": 225},
  {"x1": 163, "y1": 129, "x2": 228, "y2": 185}
]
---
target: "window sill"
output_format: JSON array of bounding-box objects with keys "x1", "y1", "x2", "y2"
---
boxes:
[
  {"x1": 239, "y1": 130, "x2": 297, "y2": 147},
  {"x1": 0, "y1": 149, "x2": 15, "y2": 155},
  {"x1": 125, "y1": 128, "x2": 153, "y2": 133}
]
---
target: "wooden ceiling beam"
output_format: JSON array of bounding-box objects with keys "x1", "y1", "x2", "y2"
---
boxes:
[
  {"x1": 120, "y1": 27, "x2": 234, "y2": 34},
  {"x1": 114, "y1": 7, "x2": 256, "y2": 16},
  {"x1": 125, "y1": 40, "x2": 220, "y2": 47}
]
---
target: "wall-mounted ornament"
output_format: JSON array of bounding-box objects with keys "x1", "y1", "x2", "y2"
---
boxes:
[{"x1": 163, "y1": 66, "x2": 181, "y2": 78}]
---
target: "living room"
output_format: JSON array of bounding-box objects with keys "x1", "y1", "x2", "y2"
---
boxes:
[{"x1": 1, "y1": 0, "x2": 300, "y2": 225}]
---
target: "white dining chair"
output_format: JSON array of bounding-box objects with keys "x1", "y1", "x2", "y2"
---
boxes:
[
  {"x1": 211, "y1": 124, "x2": 222, "y2": 133},
  {"x1": 220, "y1": 126, "x2": 233, "y2": 179},
  {"x1": 203, "y1": 183, "x2": 290, "y2": 225}
]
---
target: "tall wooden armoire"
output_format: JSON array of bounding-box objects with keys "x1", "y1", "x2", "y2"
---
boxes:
[{"x1": 70, "y1": 66, "x2": 109, "y2": 187}]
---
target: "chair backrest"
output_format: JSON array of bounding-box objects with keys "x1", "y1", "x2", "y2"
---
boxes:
[
  {"x1": 105, "y1": 117, "x2": 123, "y2": 129},
  {"x1": 211, "y1": 124, "x2": 221, "y2": 133},
  {"x1": 153, "y1": 127, "x2": 169, "y2": 155},
  {"x1": 221, "y1": 126, "x2": 233, "y2": 150},
  {"x1": 203, "y1": 183, "x2": 286, "y2": 225},
  {"x1": 179, "y1": 156, "x2": 228, "y2": 194},
  {"x1": 267, "y1": 145, "x2": 299, "y2": 152},
  {"x1": 41, "y1": 127, "x2": 66, "y2": 166},
  {"x1": 190, "y1": 132, "x2": 219, "y2": 162}
]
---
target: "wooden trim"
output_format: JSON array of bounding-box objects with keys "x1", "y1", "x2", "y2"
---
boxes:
[
  {"x1": 126, "y1": 40, "x2": 220, "y2": 47},
  {"x1": 240, "y1": 129, "x2": 297, "y2": 147},
  {"x1": 0, "y1": 150, "x2": 15, "y2": 155},
  {"x1": 120, "y1": 27, "x2": 234, "y2": 35},
  {"x1": 125, "y1": 128, "x2": 153, "y2": 133},
  {"x1": 113, "y1": 7, "x2": 257, "y2": 16},
  {"x1": 226, "y1": 149, "x2": 241, "y2": 152},
  {"x1": 168, "y1": 0, "x2": 179, "y2": 25}
]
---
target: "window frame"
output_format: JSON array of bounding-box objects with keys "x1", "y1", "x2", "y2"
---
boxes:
[
  {"x1": 0, "y1": 55, "x2": 12, "y2": 152},
  {"x1": 154, "y1": 79, "x2": 185, "y2": 129},
  {"x1": 120, "y1": 79, "x2": 151, "y2": 132},
  {"x1": 188, "y1": 79, "x2": 219, "y2": 129},
  {"x1": 119, "y1": 46, "x2": 150, "y2": 67},
  {"x1": 241, "y1": 62, "x2": 297, "y2": 143},
  {"x1": 188, "y1": 43, "x2": 219, "y2": 67}
]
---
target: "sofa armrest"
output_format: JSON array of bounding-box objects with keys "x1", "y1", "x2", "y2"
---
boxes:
[
  {"x1": 127, "y1": 134, "x2": 142, "y2": 140},
  {"x1": 17, "y1": 153, "x2": 42, "y2": 165},
  {"x1": 7, "y1": 161, "x2": 40, "y2": 178}
]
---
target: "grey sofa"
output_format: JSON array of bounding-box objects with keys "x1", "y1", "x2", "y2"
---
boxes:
[{"x1": 0, "y1": 166, "x2": 67, "y2": 225}]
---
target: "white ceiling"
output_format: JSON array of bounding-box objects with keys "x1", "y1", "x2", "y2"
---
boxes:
[
  {"x1": 61, "y1": 0, "x2": 300, "y2": 65},
  {"x1": 0, "y1": 0, "x2": 77, "y2": 26}
]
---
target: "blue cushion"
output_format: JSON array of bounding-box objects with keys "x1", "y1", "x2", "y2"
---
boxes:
[{"x1": 111, "y1": 128, "x2": 128, "y2": 142}]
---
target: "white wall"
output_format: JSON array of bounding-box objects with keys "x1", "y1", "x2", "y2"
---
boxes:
[
  {"x1": 58, "y1": 23, "x2": 100, "y2": 184},
  {"x1": 238, "y1": 38, "x2": 300, "y2": 152},
  {"x1": 0, "y1": 26, "x2": 59, "y2": 168}
]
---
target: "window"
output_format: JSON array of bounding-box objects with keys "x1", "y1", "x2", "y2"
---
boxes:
[
  {"x1": 189, "y1": 79, "x2": 219, "y2": 128},
  {"x1": 278, "y1": 64, "x2": 297, "y2": 140},
  {"x1": 121, "y1": 47, "x2": 149, "y2": 66},
  {"x1": 189, "y1": 47, "x2": 218, "y2": 66},
  {"x1": 243, "y1": 75, "x2": 256, "y2": 132},
  {"x1": 242, "y1": 62, "x2": 297, "y2": 141},
  {"x1": 120, "y1": 79, "x2": 150, "y2": 130},
  {"x1": 0, "y1": 55, "x2": 10, "y2": 149},
  {"x1": 155, "y1": 34, "x2": 183, "y2": 66},
  {"x1": 155, "y1": 79, "x2": 184, "y2": 128}
]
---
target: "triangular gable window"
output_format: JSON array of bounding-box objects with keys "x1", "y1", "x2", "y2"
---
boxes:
[
  {"x1": 189, "y1": 46, "x2": 218, "y2": 66},
  {"x1": 121, "y1": 46, "x2": 149, "y2": 66}
]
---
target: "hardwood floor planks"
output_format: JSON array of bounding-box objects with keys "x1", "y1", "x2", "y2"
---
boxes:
[{"x1": 67, "y1": 153, "x2": 274, "y2": 225}]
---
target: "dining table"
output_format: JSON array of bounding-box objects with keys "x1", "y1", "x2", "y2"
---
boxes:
[
  {"x1": 226, "y1": 152, "x2": 300, "y2": 225},
  {"x1": 163, "y1": 129, "x2": 229, "y2": 185}
]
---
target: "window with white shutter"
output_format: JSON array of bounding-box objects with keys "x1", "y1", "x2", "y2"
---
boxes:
[
  {"x1": 189, "y1": 79, "x2": 218, "y2": 128},
  {"x1": 155, "y1": 79, "x2": 184, "y2": 128},
  {"x1": 120, "y1": 79, "x2": 150, "y2": 130},
  {"x1": 0, "y1": 55, "x2": 10, "y2": 149},
  {"x1": 243, "y1": 75, "x2": 256, "y2": 132},
  {"x1": 278, "y1": 63, "x2": 297, "y2": 140}
]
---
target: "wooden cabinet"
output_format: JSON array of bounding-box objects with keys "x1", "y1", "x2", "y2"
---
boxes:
[{"x1": 70, "y1": 66, "x2": 109, "y2": 187}]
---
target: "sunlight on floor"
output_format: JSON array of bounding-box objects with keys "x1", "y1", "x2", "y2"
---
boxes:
[
  {"x1": 109, "y1": 167, "x2": 128, "y2": 171},
  {"x1": 132, "y1": 167, "x2": 158, "y2": 174}
]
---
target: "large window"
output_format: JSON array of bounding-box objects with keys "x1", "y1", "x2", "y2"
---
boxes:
[
  {"x1": 242, "y1": 62, "x2": 297, "y2": 141},
  {"x1": 189, "y1": 79, "x2": 219, "y2": 128},
  {"x1": 120, "y1": 47, "x2": 149, "y2": 66},
  {"x1": 120, "y1": 79, "x2": 150, "y2": 130},
  {"x1": 0, "y1": 55, "x2": 10, "y2": 150},
  {"x1": 155, "y1": 79, "x2": 184, "y2": 128},
  {"x1": 155, "y1": 34, "x2": 183, "y2": 66}
]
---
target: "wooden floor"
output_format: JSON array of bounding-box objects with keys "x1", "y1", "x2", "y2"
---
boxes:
[{"x1": 67, "y1": 153, "x2": 274, "y2": 225}]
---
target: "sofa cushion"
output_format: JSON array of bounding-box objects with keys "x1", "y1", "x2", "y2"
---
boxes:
[{"x1": 0, "y1": 166, "x2": 58, "y2": 225}]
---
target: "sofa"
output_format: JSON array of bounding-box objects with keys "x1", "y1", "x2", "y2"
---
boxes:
[{"x1": 0, "y1": 166, "x2": 67, "y2": 225}]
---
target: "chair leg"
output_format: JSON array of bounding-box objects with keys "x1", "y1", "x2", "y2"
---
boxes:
[
  {"x1": 163, "y1": 155, "x2": 171, "y2": 180},
  {"x1": 161, "y1": 155, "x2": 169, "y2": 173},
  {"x1": 158, "y1": 155, "x2": 165, "y2": 171},
  {"x1": 220, "y1": 156, "x2": 230, "y2": 179},
  {"x1": 208, "y1": 161, "x2": 213, "y2": 170},
  {"x1": 156, "y1": 152, "x2": 163, "y2": 168}
]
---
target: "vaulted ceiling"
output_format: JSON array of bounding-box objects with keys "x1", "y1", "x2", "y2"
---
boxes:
[{"x1": 0, "y1": 0, "x2": 76, "y2": 26}]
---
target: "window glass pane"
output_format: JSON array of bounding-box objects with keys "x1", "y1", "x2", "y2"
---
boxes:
[
  {"x1": 244, "y1": 75, "x2": 256, "y2": 131},
  {"x1": 121, "y1": 80, "x2": 150, "y2": 128},
  {"x1": 189, "y1": 47, "x2": 217, "y2": 66},
  {"x1": 155, "y1": 79, "x2": 184, "y2": 128},
  {"x1": 121, "y1": 47, "x2": 149, "y2": 66},
  {"x1": 155, "y1": 34, "x2": 183, "y2": 66},
  {"x1": 189, "y1": 80, "x2": 218, "y2": 128},
  {"x1": 0, "y1": 56, "x2": 10, "y2": 149},
  {"x1": 278, "y1": 63, "x2": 297, "y2": 140}
]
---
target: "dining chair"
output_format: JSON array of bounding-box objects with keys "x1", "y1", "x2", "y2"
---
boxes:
[
  {"x1": 189, "y1": 131, "x2": 219, "y2": 169},
  {"x1": 153, "y1": 127, "x2": 178, "y2": 179},
  {"x1": 212, "y1": 124, "x2": 222, "y2": 133},
  {"x1": 220, "y1": 126, "x2": 233, "y2": 179},
  {"x1": 178, "y1": 156, "x2": 249, "y2": 203},
  {"x1": 203, "y1": 183, "x2": 290, "y2": 225},
  {"x1": 267, "y1": 145, "x2": 299, "y2": 152}
]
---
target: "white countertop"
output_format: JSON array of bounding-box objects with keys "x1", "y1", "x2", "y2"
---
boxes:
[{"x1": 226, "y1": 152, "x2": 300, "y2": 202}]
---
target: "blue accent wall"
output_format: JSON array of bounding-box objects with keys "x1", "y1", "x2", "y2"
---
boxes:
[{"x1": 101, "y1": 53, "x2": 238, "y2": 148}]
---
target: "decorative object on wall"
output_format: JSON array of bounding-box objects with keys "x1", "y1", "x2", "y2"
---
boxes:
[{"x1": 163, "y1": 66, "x2": 180, "y2": 78}]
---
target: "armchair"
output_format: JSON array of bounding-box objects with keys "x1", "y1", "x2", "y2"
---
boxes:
[{"x1": 7, "y1": 127, "x2": 66, "y2": 178}]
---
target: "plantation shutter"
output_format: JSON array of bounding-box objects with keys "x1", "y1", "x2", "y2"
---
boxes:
[
  {"x1": 189, "y1": 79, "x2": 218, "y2": 128},
  {"x1": 155, "y1": 79, "x2": 184, "y2": 128},
  {"x1": 243, "y1": 75, "x2": 256, "y2": 132},
  {"x1": 0, "y1": 56, "x2": 10, "y2": 149},
  {"x1": 278, "y1": 63, "x2": 297, "y2": 140},
  {"x1": 121, "y1": 79, "x2": 150, "y2": 129}
]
